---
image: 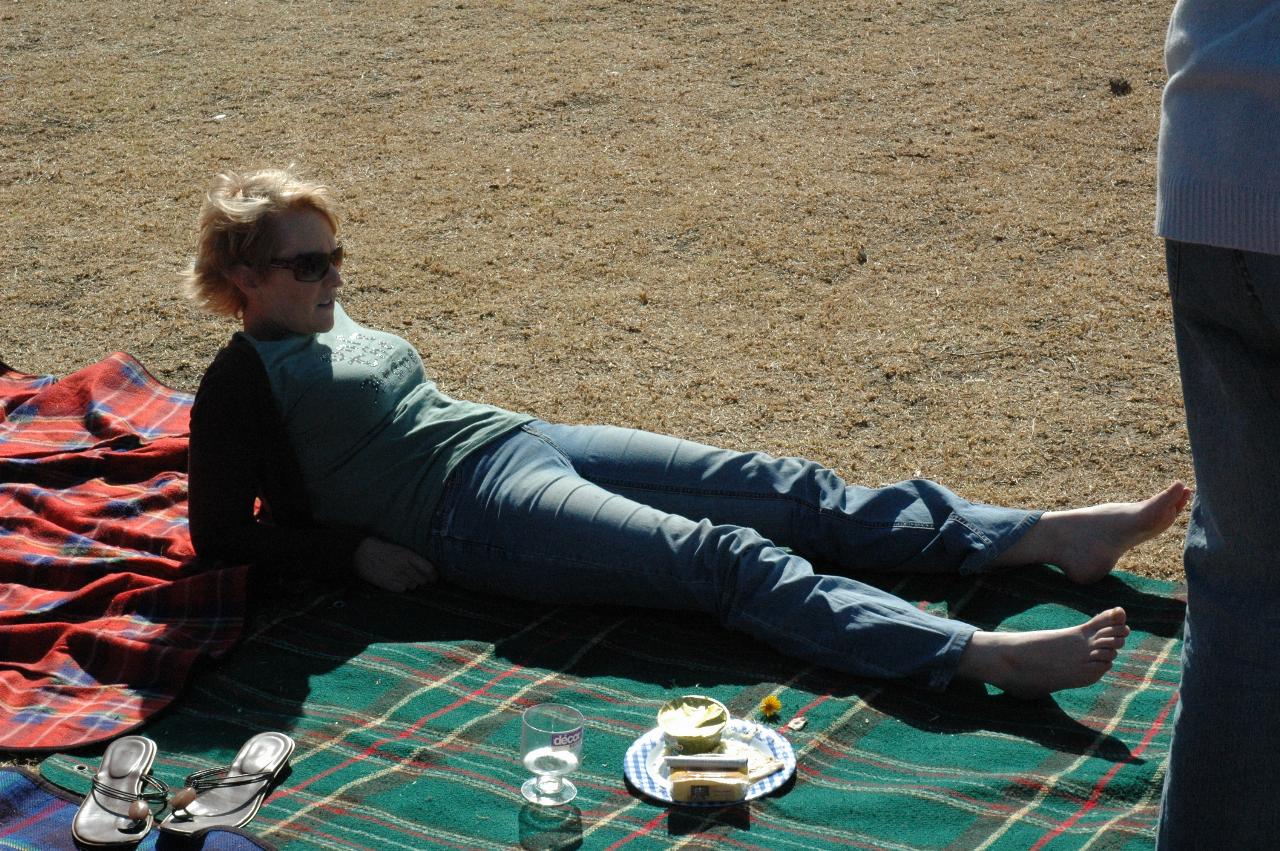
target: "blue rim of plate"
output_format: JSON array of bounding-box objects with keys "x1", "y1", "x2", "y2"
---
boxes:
[{"x1": 623, "y1": 718, "x2": 797, "y2": 806}]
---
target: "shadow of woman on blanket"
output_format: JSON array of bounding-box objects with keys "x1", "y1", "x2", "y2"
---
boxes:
[
  {"x1": 274, "y1": 562, "x2": 1171, "y2": 754},
  {"x1": 84, "y1": 559, "x2": 1178, "y2": 785},
  {"x1": 906, "y1": 562, "x2": 1187, "y2": 640},
  {"x1": 804, "y1": 562, "x2": 1185, "y2": 762},
  {"x1": 851, "y1": 678, "x2": 1143, "y2": 763}
]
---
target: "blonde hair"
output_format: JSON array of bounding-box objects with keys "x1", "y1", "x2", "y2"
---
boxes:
[{"x1": 182, "y1": 169, "x2": 339, "y2": 317}]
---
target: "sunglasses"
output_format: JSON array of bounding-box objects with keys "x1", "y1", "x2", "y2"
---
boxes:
[{"x1": 268, "y1": 245, "x2": 344, "y2": 283}]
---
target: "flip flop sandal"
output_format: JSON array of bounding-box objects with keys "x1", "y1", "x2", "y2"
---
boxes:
[
  {"x1": 71, "y1": 735, "x2": 169, "y2": 847},
  {"x1": 159, "y1": 732, "x2": 295, "y2": 836}
]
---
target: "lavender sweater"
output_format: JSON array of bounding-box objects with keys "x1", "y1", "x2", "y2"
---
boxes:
[{"x1": 1156, "y1": 1, "x2": 1280, "y2": 256}]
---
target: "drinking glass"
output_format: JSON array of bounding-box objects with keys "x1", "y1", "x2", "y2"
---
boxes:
[{"x1": 520, "y1": 703, "x2": 584, "y2": 806}]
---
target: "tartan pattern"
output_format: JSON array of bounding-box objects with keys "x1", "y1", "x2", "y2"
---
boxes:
[
  {"x1": 0, "y1": 354, "x2": 248, "y2": 751},
  {"x1": 0, "y1": 767, "x2": 275, "y2": 850},
  {"x1": 42, "y1": 565, "x2": 1185, "y2": 849}
]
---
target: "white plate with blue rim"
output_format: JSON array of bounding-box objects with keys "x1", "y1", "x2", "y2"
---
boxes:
[{"x1": 623, "y1": 718, "x2": 796, "y2": 805}]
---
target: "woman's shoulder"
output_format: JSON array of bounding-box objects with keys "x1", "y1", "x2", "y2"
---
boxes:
[
  {"x1": 194, "y1": 335, "x2": 269, "y2": 406},
  {"x1": 206, "y1": 333, "x2": 263, "y2": 373}
]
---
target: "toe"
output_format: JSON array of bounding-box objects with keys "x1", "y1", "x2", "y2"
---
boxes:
[
  {"x1": 1089, "y1": 608, "x2": 1126, "y2": 629},
  {"x1": 1097, "y1": 623, "x2": 1130, "y2": 640}
]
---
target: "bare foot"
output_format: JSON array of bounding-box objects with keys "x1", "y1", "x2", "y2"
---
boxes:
[
  {"x1": 993, "y1": 481, "x2": 1191, "y2": 584},
  {"x1": 955, "y1": 607, "x2": 1130, "y2": 699}
]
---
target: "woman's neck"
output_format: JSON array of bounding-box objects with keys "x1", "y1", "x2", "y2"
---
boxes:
[{"x1": 241, "y1": 314, "x2": 304, "y2": 341}]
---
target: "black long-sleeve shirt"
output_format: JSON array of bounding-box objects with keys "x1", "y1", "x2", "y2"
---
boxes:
[{"x1": 188, "y1": 337, "x2": 363, "y2": 580}]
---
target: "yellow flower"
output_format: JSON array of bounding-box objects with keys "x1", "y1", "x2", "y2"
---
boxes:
[{"x1": 759, "y1": 694, "x2": 782, "y2": 718}]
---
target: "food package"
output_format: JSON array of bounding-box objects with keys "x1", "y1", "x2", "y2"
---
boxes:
[{"x1": 668, "y1": 768, "x2": 750, "y2": 804}]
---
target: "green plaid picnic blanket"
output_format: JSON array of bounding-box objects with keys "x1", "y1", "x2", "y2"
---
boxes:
[{"x1": 41, "y1": 565, "x2": 1184, "y2": 850}]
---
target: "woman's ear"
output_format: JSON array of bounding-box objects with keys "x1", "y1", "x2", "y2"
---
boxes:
[{"x1": 229, "y1": 265, "x2": 258, "y2": 298}]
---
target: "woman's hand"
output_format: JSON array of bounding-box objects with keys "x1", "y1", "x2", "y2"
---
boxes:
[{"x1": 354, "y1": 537, "x2": 438, "y2": 592}]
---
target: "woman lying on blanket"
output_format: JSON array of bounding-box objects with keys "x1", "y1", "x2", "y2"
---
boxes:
[{"x1": 184, "y1": 168, "x2": 1189, "y2": 699}]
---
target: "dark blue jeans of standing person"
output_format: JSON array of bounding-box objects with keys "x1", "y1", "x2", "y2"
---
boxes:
[
  {"x1": 1158, "y1": 241, "x2": 1280, "y2": 848},
  {"x1": 422, "y1": 420, "x2": 1040, "y2": 690}
]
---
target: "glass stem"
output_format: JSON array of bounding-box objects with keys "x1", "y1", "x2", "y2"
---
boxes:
[{"x1": 537, "y1": 776, "x2": 563, "y2": 795}]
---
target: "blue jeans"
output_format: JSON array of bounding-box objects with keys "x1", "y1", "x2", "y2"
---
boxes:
[
  {"x1": 1158, "y1": 242, "x2": 1280, "y2": 847},
  {"x1": 422, "y1": 421, "x2": 1039, "y2": 690}
]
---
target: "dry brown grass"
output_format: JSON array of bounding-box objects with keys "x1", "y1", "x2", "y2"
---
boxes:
[{"x1": 2, "y1": 0, "x2": 1186, "y2": 590}]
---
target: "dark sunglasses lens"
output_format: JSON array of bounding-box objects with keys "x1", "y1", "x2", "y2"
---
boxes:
[{"x1": 295, "y1": 252, "x2": 332, "y2": 282}]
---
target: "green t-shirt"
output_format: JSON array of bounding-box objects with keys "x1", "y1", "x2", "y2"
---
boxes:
[{"x1": 242, "y1": 302, "x2": 530, "y2": 553}]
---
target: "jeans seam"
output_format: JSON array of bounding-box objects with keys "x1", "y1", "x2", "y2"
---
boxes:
[
  {"x1": 518, "y1": 422, "x2": 572, "y2": 462},
  {"x1": 1232, "y1": 248, "x2": 1263, "y2": 305},
  {"x1": 734, "y1": 609, "x2": 900, "y2": 674},
  {"x1": 928, "y1": 626, "x2": 975, "y2": 691},
  {"x1": 737, "y1": 607, "x2": 958, "y2": 682},
  {"x1": 947, "y1": 512, "x2": 994, "y2": 548},
  {"x1": 960, "y1": 510, "x2": 1041, "y2": 575},
  {"x1": 1167, "y1": 239, "x2": 1182, "y2": 301},
  {"x1": 585, "y1": 477, "x2": 935, "y2": 531}
]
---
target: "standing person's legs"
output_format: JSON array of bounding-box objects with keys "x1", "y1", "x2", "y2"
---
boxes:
[
  {"x1": 1158, "y1": 241, "x2": 1280, "y2": 847},
  {"x1": 531, "y1": 421, "x2": 1039, "y2": 576}
]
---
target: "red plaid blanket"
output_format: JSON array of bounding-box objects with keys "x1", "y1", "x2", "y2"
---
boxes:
[{"x1": 0, "y1": 353, "x2": 248, "y2": 751}]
